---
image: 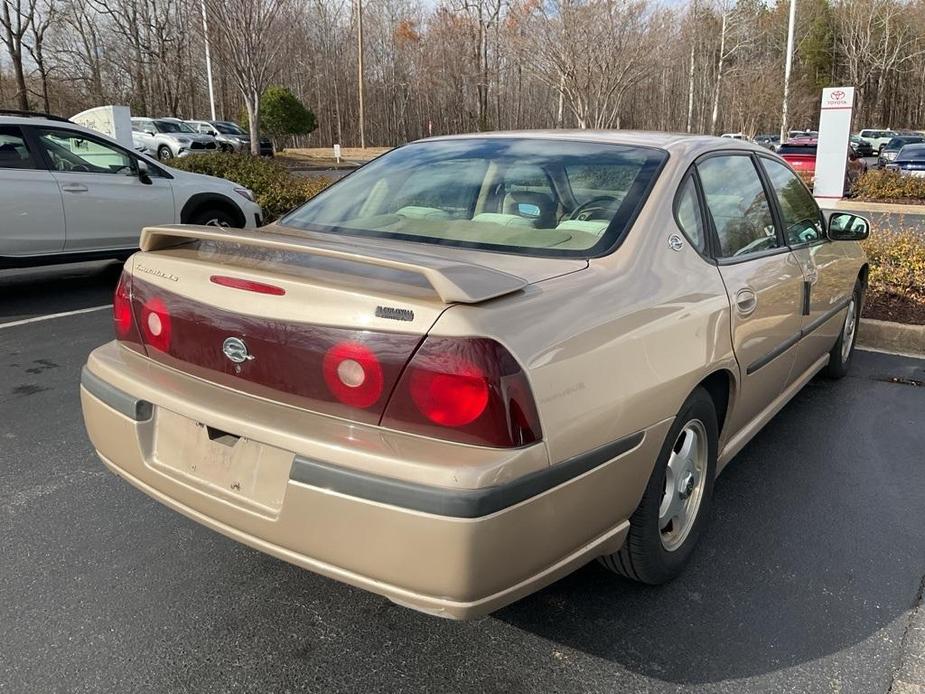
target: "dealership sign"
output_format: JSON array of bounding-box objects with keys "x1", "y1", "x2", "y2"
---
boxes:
[{"x1": 814, "y1": 86, "x2": 855, "y2": 200}]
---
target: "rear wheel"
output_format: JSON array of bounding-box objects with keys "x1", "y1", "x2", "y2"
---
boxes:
[
  {"x1": 823, "y1": 281, "x2": 862, "y2": 379},
  {"x1": 599, "y1": 387, "x2": 718, "y2": 584}
]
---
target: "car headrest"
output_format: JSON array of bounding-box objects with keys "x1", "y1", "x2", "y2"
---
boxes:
[{"x1": 503, "y1": 190, "x2": 556, "y2": 227}]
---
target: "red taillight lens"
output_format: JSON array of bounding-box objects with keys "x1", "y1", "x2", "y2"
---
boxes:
[
  {"x1": 409, "y1": 358, "x2": 489, "y2": 426},
  {"x1": 322, "y1": 342, "x2": 385, "y2": 409},
  {"x1": 382, "y1": 337, "x2": 542, "y2": 447},
  {"x1": 140, "y1": 297, "x2": 172, "y2": 352},
  {"x1": 113, "y1": 272, "x2": 134, "y2": 339}
]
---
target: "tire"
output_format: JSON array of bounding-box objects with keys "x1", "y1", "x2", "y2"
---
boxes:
[
  {"x1": 823, "y1": 281, "x2": 863, "y2": 379},
  {"x1": 599, "y1": 387, "x2": 718, "y2": 584},
  {"x1": 157, "y1": 145, "x2": 173, "y2": 161},
  {"x1": 188, "y1": 206, "x2": 239, "y2": 228}
]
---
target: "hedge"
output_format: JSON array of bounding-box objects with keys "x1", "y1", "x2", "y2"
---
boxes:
[
  {"x1": 862, "y1": 230, "x2": 925, "y2": 325},
  {"x1": 851, "y1": 169, "x2": 925, "y2": 202},
  {"x1": 169, "y1": 153, "x2": 330, "y2": 222}
]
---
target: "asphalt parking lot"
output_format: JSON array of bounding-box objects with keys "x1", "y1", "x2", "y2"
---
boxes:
[{"x1": 2, "y1": 262, "x2": 924, "y2": 693}]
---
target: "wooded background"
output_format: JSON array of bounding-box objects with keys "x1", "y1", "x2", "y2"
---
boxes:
[{"x1": 2, "y1": 0, "x2": 924, "y2": 147}]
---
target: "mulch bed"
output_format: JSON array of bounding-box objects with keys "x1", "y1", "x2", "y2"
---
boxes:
[{"x1": 863, "y1": 290, "x2": 925, "y2": 325}]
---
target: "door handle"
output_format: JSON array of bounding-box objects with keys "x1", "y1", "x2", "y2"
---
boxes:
[
  {"x1": 61, "y1": 183, "x2": 89, "y2": 193},
  {"x1": 734, "y1": 287, "x2": 758, "y2": 316}
]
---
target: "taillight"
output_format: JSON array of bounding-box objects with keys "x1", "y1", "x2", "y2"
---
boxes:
[
  {"x1": 113, "y1": 271, "x2": 134, "y2": 339},
  {"x1": 323, "y1": 342, "x2": 384, "y2": 409},
  {"x1": 140, "y1": 297, "x2": 172, "y2": 352},
  {"x1": 382, "y1": 337, "x2": 542, "y2": 447},
  {"x1": 409, "y1": 358, "x2": 489, "y2": 426}
]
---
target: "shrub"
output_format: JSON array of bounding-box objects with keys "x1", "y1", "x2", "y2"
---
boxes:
[
  {"x1": 862, "y1": 229, "x2": 925, "y2": 324},
  {"x1": 851, "y1": 169, "x2": 925, "y2": 202},
  {"x1": 169, "y1": 153, "x2": 329, "y2": 222}
]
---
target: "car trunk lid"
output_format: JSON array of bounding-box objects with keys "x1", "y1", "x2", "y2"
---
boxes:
[{"x1": 125, "y1": 225, "x2": 586, "y2": 423}]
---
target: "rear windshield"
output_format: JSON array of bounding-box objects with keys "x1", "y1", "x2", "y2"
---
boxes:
[
  {"x1": 279, "y1": 138, "x2": 667, "y2": 258},
  {"x1": 779, "y1": 144, "x2": 817, "y2": 155},
  {"x1": 888, "y1": 137, "x2": 923, "y2": 148},
  {"x1": 897, "y1": 144, "x2": 925, "y2": 161},
  {"x1": 215, "y1": 122, "x2": 244, "y2": 135}
]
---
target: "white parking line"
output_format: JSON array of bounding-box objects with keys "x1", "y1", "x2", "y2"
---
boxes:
[{"x1": 0, "y1": 304, "x2": 111, "y2": 330}]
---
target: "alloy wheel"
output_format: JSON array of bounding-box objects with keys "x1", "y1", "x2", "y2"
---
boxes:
[
  {"x1": 659, "y1": 419, "x2": 708, "y2": 552},
  {"x1": 841, "y1": 298, "x2": 857, "y2": 363}
]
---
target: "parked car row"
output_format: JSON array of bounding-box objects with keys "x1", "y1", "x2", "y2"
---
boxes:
[
  {"x1": 0, "y1": 110, "x2": 262, "y2": 268},
  {"x1": 131, "y1": 117, "x2": 273, "y2": 161}
]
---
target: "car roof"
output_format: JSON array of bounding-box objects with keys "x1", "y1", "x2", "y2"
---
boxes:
[
  {"x1": 1, "y1": 114, "x2": 73, "y2": 127},
  {"x1": 416, "y1": 130, "x2": 765, "y2": 157}
]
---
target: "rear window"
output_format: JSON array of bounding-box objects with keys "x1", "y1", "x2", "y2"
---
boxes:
[
  {"x1": 889, "y1": 137, "x2": 923, "y2": 148},
  {"x1": 279, "y1": 138, "x2": 667, "y2": 258},
  {"x1": 897, "y1": 144, "x2": 925, "y2": 161},
  {"x1": 778, "y1": 144, "x2": 817, "y2": 155}
]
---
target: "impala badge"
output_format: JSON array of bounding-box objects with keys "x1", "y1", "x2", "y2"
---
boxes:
[{"x1": 222, "y1": 337, "x2": 254, "y2": 364}]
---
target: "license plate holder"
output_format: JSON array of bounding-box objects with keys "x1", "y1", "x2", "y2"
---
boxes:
[{"x1": 150, "y1": 408, "x2": 292, "y2": 516}]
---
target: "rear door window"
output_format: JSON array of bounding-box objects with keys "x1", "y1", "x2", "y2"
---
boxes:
[
  {"x1": 697, "y1": 155, "x2": 779, "y2": 259},
  {"x1": 0, "y1": 125, "x2": 37, "y2": 169}
]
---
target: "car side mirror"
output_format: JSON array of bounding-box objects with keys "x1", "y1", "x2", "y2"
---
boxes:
[
  {"x1": 828, "y1": 212, "x2": 869, "y2": 241},
  {"x1": 143, "y1": 128, "x2": 155, "y2": 136},
  {"x1": 136, "y1": 159, "x2": 153, "y2": 185}
]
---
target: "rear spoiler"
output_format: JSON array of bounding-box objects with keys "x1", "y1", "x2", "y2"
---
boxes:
[{"x1": 139, "y1": 225, "x2": 528, "y2": 305}]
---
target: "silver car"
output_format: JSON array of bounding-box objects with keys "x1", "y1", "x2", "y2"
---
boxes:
[
  {"x1": 187, "y1": 119, "x2": 250, "y2": 153},
  {"x1": 131, "y1": 117, "x2": 218, "y2": 161}
]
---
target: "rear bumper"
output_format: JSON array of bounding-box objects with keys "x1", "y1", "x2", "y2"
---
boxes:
[{"x1": 80, "y1": 342, "x2": 668, "y2": 618}]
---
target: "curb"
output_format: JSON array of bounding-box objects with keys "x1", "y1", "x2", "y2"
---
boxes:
[
  {"x1": 858, "y1": 319, "x2": 925, "y2": 356},
  {"x1": 824, "y1": 199, "x2": 925, "y2": 215}
]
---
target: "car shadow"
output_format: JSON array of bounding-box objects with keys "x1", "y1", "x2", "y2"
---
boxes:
[
  {"x1": 0, "y1": 260, "x2": 122, "y2": 322},
  {"x1": 492, "y1": 368, "x2": 925, "y2": 685}
]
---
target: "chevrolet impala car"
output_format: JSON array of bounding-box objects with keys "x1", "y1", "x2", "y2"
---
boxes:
[{"x1": 80, "y1": 132, "x2": 870, "y2": 619}]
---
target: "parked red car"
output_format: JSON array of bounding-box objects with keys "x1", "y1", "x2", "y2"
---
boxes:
[{"x1": 778, "y1": 137, "x2": 866, "y2": 195}]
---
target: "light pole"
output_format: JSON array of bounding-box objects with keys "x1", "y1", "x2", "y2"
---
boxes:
[
  {"x1": 200, "y1": 0, "x2": 217, "y2": 121},
  {"x1": 357, "y1": 0, "x2": 366, "y2": 149},
  {"x1": 780, "y1": 0, "x2": 797, "y2": 143}
]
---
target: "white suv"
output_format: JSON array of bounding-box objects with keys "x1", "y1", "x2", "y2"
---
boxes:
[
  {"x1": 857, "y1": 128, "x2": 899, "y2": 154},
  {"x1": 0, "y1": 112, "x2": 262, "y2": 268}
]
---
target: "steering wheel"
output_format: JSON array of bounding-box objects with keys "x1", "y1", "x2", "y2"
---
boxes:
[{"x1": 569, "y1": 195, "x2": 620, "y2": 221}]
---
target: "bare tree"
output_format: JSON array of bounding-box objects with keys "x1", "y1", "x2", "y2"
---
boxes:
[
  {"x1": 516, "y1": 0, "x2": 665, "y2": 129},
  {"x1": 1, "y1": 0, "x2": 38, "y2": 109},
  {"x1": 205, "y1": 0, "x2": 291, "y2": 153},
  {"x1": 24, "y1": 0, "x2": 56, "y2": 112}
]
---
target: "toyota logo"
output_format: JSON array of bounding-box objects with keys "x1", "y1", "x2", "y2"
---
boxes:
[
  {"x1": 222, "y1": 337, "x2": 254, "y2": 364},
  {"x1": 831, "y1": 90, "x2": 846, "y2": 101}
]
